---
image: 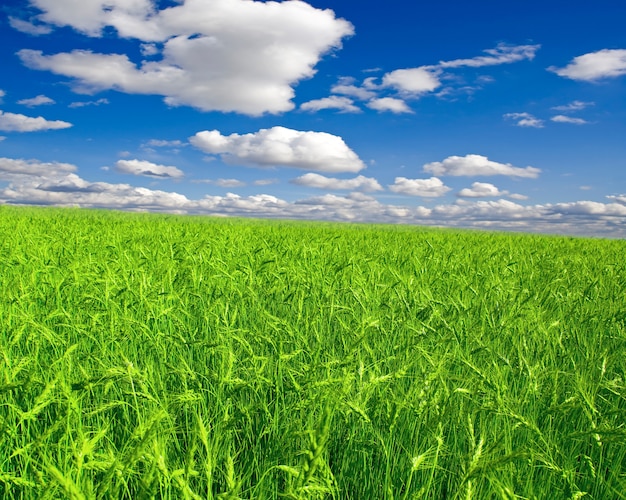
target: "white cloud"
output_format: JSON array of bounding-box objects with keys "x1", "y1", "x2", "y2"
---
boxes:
[
  {"x1": 291, "y1": 173, "x2": 383, "y2": 192},
  {"x1": 145, "y1": 139, "x2": 185, "y2": 147},
  {"x1": 0, "y1": 157, "x2": 76, "y2": 178},
  {"x1": 436, "y1": 44, "x2": 540, "y2": 69},
  {"x1": 300, "y1": 96, "x2": 360, "y2": 113},
  {"x1": 389, "y1": 177, "x2": 451, "y2": 197},
  {"x1": 189, "y1": 126, "x2": 365, "y2": 173},
  {"x1": 504, "y1": 112, "x2": 544, "y2": 128},
  {"x1": 253, "y1": 179, "x2": 279, "y2": 186},
  {"x1": 115, "y1": 159, "x2": 184, "y2": 178},
  {"x1": 195, "y1": 178, "x2": 246, "y2": 188},
  {"x1": 382, "y1": 68, "x2": 441, "y2": 94},
  {"x1": 17, "y1": 95, "x2": 56, "y2": 107},
  {"x1": 457, "y1": 182, "x2": 507, "y2": 198},
  {"x1": 0, "y1": 137, "x2": 5, "y2": 142},
  {"x1": 607, "y1": 194, "x2": 626, "y2": 204},
  {"x1": 68, "y1": 98, "x2": 109, "y2": 108},
  {"x1": 1, "y1": 154, "x2": 624, "y2": 237},
  {"x1": 551, "y1": 100, "x2": 594, "y2": 112},
  {"x1": 366, "y1": 97, "x2": 413, "y2": 114},
  {"x1": 330, "y1": 77, "x2": 377, "y2": 100},
  {"x1": 140, "y1": 43, "x2": 159, "y2": 57},
  {"x1": 0, "y1": 110, "x2": 72, "y2": 132},
  {"x1": 423, "y1": 154, "x2": 541, "y2": 178},
  {"x1": 549, "y1": 49, "x2": 626, "y2": 81},
  {"x1": 19, "y1": 0, "x2": 354, "y2": 115},
  {"x1": 550, "y1": 115, "x2": 589, "y2": 125},
  {"x1": 8, "y1": 16, "x2": 53, "y2": 36}
]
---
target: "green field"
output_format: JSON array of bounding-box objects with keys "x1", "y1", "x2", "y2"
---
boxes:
[{"x1": 1, "y1": 206, "x2": 625, "y2": 499}]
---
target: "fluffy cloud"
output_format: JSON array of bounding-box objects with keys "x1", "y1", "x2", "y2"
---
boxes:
[
  {"x1": 189, "y1": 126, "x2": 365, "y2": 173},
  {"x1": 115, "y1": 159, "x2": 184, "y2": 178},
  {"x1": 389, "y1": 177, "x2": 451, "y2": 197},
  {"x1": 17, "y1": 0, "x2": 353, "y2": 115},
  {"x1": 290, "y1": 173, "x2": 383, "y2": 192},
  {"x1": 382, "y1": 68, "x2": 441, "y2": 94},
  {"x1": 504, "y1": 112, "x2": 544, "y2": 128},
  {"x1": 300, "y1": 96, "x2": 360, "y2": 113},
  {"x1": 0, "y1": 157, "x2": 76, "y2": 179},
  {"x1": 550, "y1": 115, "x2": 589, "y2": 125},
  {"x1": 1, "y1": 154, "x2": 624, "y2": 237},
  {"x1": 458, "y1": 182, "x2": 506, "y2": 198},
  {"x1": 0, "y1": 110, "x2": 72, "y2": 132},
  {"x1": 549, "y1": 49, "x2": 626, "y2": 81},
  {"x1": 366, "y1": 97, "x2": 413, "y2": 114},
  {"x1": 423, "y1": 154, "x2": 541, "y2": 178},
  {"x1": 17, "y1": 95, "x2": 56, "y2": 107}
]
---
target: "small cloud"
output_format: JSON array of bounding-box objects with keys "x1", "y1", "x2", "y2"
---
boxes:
[
  {"x1": 253, "y1": 178, "x2": 279, "y2": 186},
  {"x1": 457, "y1": 182, "x2": 507, "y2": 198},
  {"x1": 0, "y1": 110, "x2": 72, "y2": 132},
  {"x1": 115, "y1": 159, "x2": 184, "y2": 178},
  {"x1": 17, "y1": 95, "x2": 55, "y2": 107},
  {"x1": 0, "y1": 136, "x2": 6, "y2": 142},
  {"x1": 551, "y1": 100, "x2": 594, "y2": 112},
  {"x1": 291, "y1": 173, "x2": 383, "y2": 192},
  {"x1": 607, "y1": 194, "x2": 626, "y2": 204},
  {"x1": 389, "y1": 177, "x2": 451, "y2": 197},
  {"x1": 504, "y1": 112, "x2": 544, "y2": 128},
  {"x1": 68, "y1": 98, "x2": 109, "y2": 108},
  {"x1": 548, "y1": 49, "x2": 626, "y2": 81},
  {"x1": 300, "y1": 96, "x2": 361, "y2": 113},
  {"x1": 330, "y1": 77, "x2": 377, "y2": 100},
  {"x1": 145, "y1": 139, "x2": 186, "y2": 147},
  {"x1": 382, "y1": 67, "x2": 442, "y2": 95},
  {"x1": 424, "y1": 154, "x2": 540, "y2": 178},
  {"x1": 367, "y1": 97, "x2": 413, "y2": 114},
  {"x1": 8, "y1": 16, "x2": 53, "y2": 36},
  {"x1": 550, "y1": 115, "x2": 589, "y2": 125},
  {"x1": 140, "y1": 43, "x2": 159, "y2": 57},
  {"x1": 0, "y1": 90, "x2": 5, "y2": 103},
  {"x1": 580, "y1": 185, "x2": 593, "y2": 191},
  {"x1": 189, "y1": 126, "x2": 365, "y2": 173}
]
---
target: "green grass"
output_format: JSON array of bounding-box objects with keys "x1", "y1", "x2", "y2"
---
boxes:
[{"x1": 0, "y1": 205, "x2": 625, "y2": 499}]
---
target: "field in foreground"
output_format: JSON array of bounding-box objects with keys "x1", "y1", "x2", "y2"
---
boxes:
[{"x1": 0, "y1": 206, "x2": 625, "y2": 499}]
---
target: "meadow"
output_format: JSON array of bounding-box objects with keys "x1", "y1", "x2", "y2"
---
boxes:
[{"x1": 0, "y1": 205, "x2": 625, "y2": 499}]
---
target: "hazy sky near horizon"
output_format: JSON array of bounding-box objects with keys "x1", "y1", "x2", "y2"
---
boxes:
[{"x1": 1, "y1": 0, "x2": 625, "y2": 237}]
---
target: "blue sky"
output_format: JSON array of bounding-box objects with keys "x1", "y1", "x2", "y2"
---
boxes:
[{"x1": 1, "y1": 0, "x2": 625, "y2": 237}]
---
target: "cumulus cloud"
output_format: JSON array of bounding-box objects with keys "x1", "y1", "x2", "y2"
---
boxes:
[
  {"x1": 548, "y1": 49, "x2": 626, "y2": 81},
  {"x1": 504, "y1": 112, "x2": 544, "y2": 128},
  {"x1": 8, "y1": 16, "x2": 53, "y2": 35},
  {"x1": 366, "y1": 97, "x2": 413, "y2": 114},
  {"x1": 458, "y1": 182, "x2": 506, "y2": 198},
  {"x1": 0, "y1": 110, "x2": 72, "y2": 132},
  {"x1": 423, "y1": 154, "x2": 541, "y2": 178},
  {"x1": 68, "y1": 98, "x2": 109, "y2": 108},
  {"x1": 291, "y1": 173, "x2": 383, "y2": 192},
  {"x1": 17, "y1": 95, "x2": 56, "y2": 107},
  {"x1": 550, "y1": 115, "x2": 589, "y2": 125},
  {"x1": 17, "y1": 0, "x2": 353, "y2": 115},
  {"x1": 382, "y1": 68, "x2": 441, "y2": 94},
  {"x1": 115, "y1": 159, "x2": 184, "y2": 178},
  {"x1": 189, "y1": 126, "x2": 365, "y2": 173},
  {"x1": 300, "y1": 96, "x2": 360, "y2": 113},
  {"x1": 1, "y1": 154, "x2": 624, "y2": 237},
  {"x1": 551, "y1": 100, "x2": 594, "y2": 112},
  {"x1": 389, "y1": 177, "x2": 451, "y2": 197}
]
